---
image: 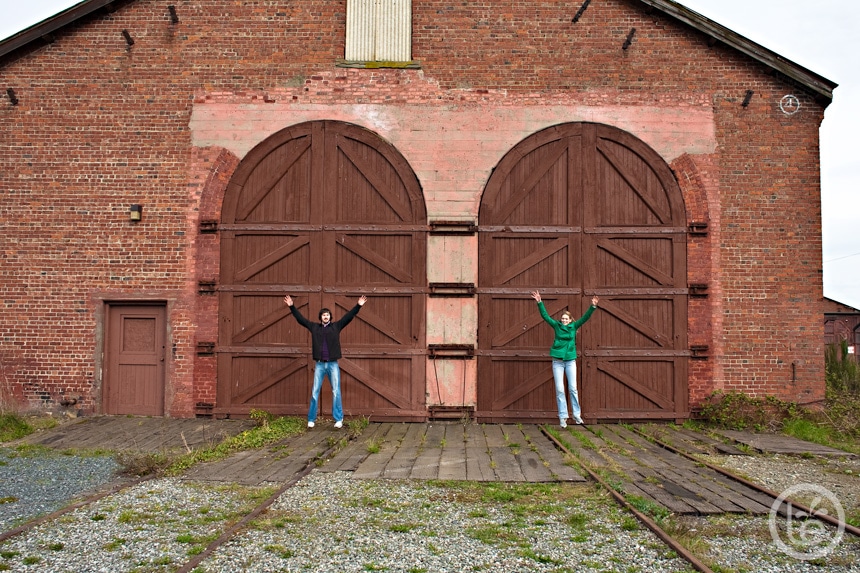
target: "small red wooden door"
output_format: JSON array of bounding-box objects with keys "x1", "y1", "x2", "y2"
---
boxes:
[
  {"x1": 103, "y1": 304, "x2": 166, "y2": 415},
  {"x1": 477, "y1": 123, "x2": 688, "y2": 422}
]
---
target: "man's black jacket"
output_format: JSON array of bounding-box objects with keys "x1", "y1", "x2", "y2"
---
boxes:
[{"x1": 287, "y1": 303, "x2": 362, "y2": 361}]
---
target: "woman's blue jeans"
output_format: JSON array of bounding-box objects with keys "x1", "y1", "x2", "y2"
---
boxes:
[
  {"x1": 309, "y1": 360, "x2": 343, "y2": 423},
  {"x1": 552, "y1": 359, "x2": 581, "y2": 421}
]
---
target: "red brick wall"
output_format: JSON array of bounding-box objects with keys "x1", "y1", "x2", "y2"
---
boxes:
[{"x1": 0, "y1": 0, "x2": 826, "y2": 415}]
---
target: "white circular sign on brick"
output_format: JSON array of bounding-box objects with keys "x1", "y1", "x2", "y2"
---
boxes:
[{"x1": 779, "y1": 94, "x2": 801, "y2": 115}]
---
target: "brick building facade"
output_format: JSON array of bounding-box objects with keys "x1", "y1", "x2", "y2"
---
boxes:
[{"x1": 0, "y1": 0, "x2": 835, "y2": 419}]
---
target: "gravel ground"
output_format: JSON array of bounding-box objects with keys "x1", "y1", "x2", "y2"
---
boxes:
[
  {"x1": 1, "y1": 442, "x2": 859, "y2": 572},
  {"x1": 0, "y1": 447, "x2": 118, "y2": 531}
]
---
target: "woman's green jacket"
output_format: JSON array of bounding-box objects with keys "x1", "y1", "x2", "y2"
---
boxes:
[{"x1": 537, "y1": 301, "x2": 596, "y2": 361}]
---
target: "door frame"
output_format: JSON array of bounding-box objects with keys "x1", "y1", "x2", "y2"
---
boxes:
[{"x1": 102, "y1": 301, "x2": 167, "y2": 416}]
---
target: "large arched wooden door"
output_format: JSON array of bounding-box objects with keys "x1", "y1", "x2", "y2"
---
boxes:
[
  {"x1": 477, "y1": 123, "x2": 688, "y2": 422},
  {"x1": 216, "y1": 121, "x2": 427, "y2": 420}
]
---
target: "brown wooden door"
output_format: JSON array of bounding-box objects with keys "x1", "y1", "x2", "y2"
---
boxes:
[
  {"x1": 216, "y1": 121, "x2": 427, "y2": 420},
  {"x1": 477, "y1": 123, "x2": 688, "y2": 422},
  {"x1": 104, "y1": 304, "x2": 166, "y2": 416}
]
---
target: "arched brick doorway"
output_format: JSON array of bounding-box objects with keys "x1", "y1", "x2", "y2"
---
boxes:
[
  {"x1": 215, "y1": 121, "x2": 427, "y2": 420},
  {"x1": 477, "y1": 123, "x2": 689, "y2": 422}
]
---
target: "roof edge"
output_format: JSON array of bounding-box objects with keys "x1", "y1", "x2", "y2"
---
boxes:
[
  {"x1": 0, "y1": 0, "x2": 119, "y2": 60},
  {"x1": 0, "y1": 0, "x2": 840, "y2": 106},
  {"x1": 640, "y1": 0, "x2": 836, "y2": 106}
]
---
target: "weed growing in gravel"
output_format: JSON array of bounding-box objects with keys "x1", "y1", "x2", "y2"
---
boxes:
[
  {"x1": 263, "y1": 543, "x2": 295, "y2": 558},
  {"x1": 102, "y1": 538, "x2": 127, "y2": 551},
  {"x1": 388, "y1": 522, "x2": 420, "y2": 533},
  {"x1": 518, "y1": 546, "x2": 562, "y2": 564},
  {"x1": 625, "y1": 494, "x2": 670, "y2": 524}
]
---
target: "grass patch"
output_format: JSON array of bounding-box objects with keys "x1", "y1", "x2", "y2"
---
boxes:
[
  {"x1": 102, "y1": 538, "x2": 127, "y2": 551},
  {"x1": 0, "y1": 413, "x2": 32, "y2": 442},
  {"x1": 264, "y1": 543, "x2": 295, "y2": 559},
  {"x1": 519, "y1": 547, "x2": 562, "y2": 564},
  {"x1": 366, "y1": 436, "x2": 384, "y2": 454},
  {"x1": 113, "y1": 414, "x2": 307, "y2": 477},
  {"x1": 388, "y1": 522, "x2": 420, "y2": 533}
]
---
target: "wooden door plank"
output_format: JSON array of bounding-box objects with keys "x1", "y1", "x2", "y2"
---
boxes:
[
  {"x1": 596, "y1": 140, "x2": 670, "y2": 224},
  {"x1": 233, "y1": 358, "x2": 307, "y2": 405},
  {"x1": 494, "y1": 237, "x2": 568, "y2": 286},
  {"x1": 234, "y1": 236, "x2": 310, "y2": 285},
  {"x1": 598, "y1": 362, "x2": 674, "y2": 410},
  {"x1": 492, "y1": 139, "x2": 569, "y2": 224},
  {"x1": 236, "y1": 138, "x2": 311, "y2": 221},
  {"x1": 338, "y1": 234, "x2": 412, "y2": 283},
  {"x1": 337, "y1": 137, "x2": 413, "y2": 221}
]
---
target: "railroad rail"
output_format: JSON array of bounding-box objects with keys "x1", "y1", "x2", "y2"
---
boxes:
[{"x1": 540, "y1": 423, "x2": 859, "y2": 573}]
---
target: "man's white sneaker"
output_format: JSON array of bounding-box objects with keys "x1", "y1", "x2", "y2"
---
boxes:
[
  {"x1": 307, "y1": 421, "x2": 315, "y2": 428},
  {"x1": 574, "y1": 416, "x2": 584, "y2": 425},
  {"x1": 559, "y1": 419, "x2": 567, "y2": 428},
  {"x1": 334, "y1": 420, "x2": 343, "y2": 429}
]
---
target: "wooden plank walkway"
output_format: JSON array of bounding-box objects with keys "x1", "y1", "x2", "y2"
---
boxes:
[
  {"x1": 12, "y1": 416, "x2": 850, "y2": 516},
  {"x1": 182, "y1": 424, "x2": 341, "y2": 485},
  {"x1": 15, "y1": 416, "x2": 256, "y2": 453},
  {"x1": 320, "y1": 422, "x2": 587, "y2": 483},
  {"x1": 714, "y1": 429, "x2": 857, "y2": 457},
  {"x1": 557, "y1": 424, "x2": 791, "y2": 515}
]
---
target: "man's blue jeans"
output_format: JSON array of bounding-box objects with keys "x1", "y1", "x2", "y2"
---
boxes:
[
  {"x1": 552, "y1": 359, "x2": 580, "y2": 421},
  {"x1": 309, "y1": 360, "x2": 343, "y2": 423}
]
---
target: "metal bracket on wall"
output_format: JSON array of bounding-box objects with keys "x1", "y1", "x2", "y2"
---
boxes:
[
  {"x1": 428, "y1": 344, "x2": 475, "y2": 359},
  {"x1": 198, "y1": 280, "x2": 217, "y2": 295},
  {"x1": 429, "y1": 283, "x2": 476, "y2": 297},
  {"x1": 688, "y1": 222, "x2": 708, "y2": 236},
  {"x1": 690, "y1": 345, "x2": 709, "y2": 360},
  {"x1": 196, "y1": 342, "x2": 216, "y2": 356},
  {"x1": 199, "y1": 220, "x2": 218, "y2": 233},
  {"x1": 688, "y1": 283, "x2": 708, "y2": 297},
  {"x1": 429, "y1": 220, "x2": 477, "y2": 235}
]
